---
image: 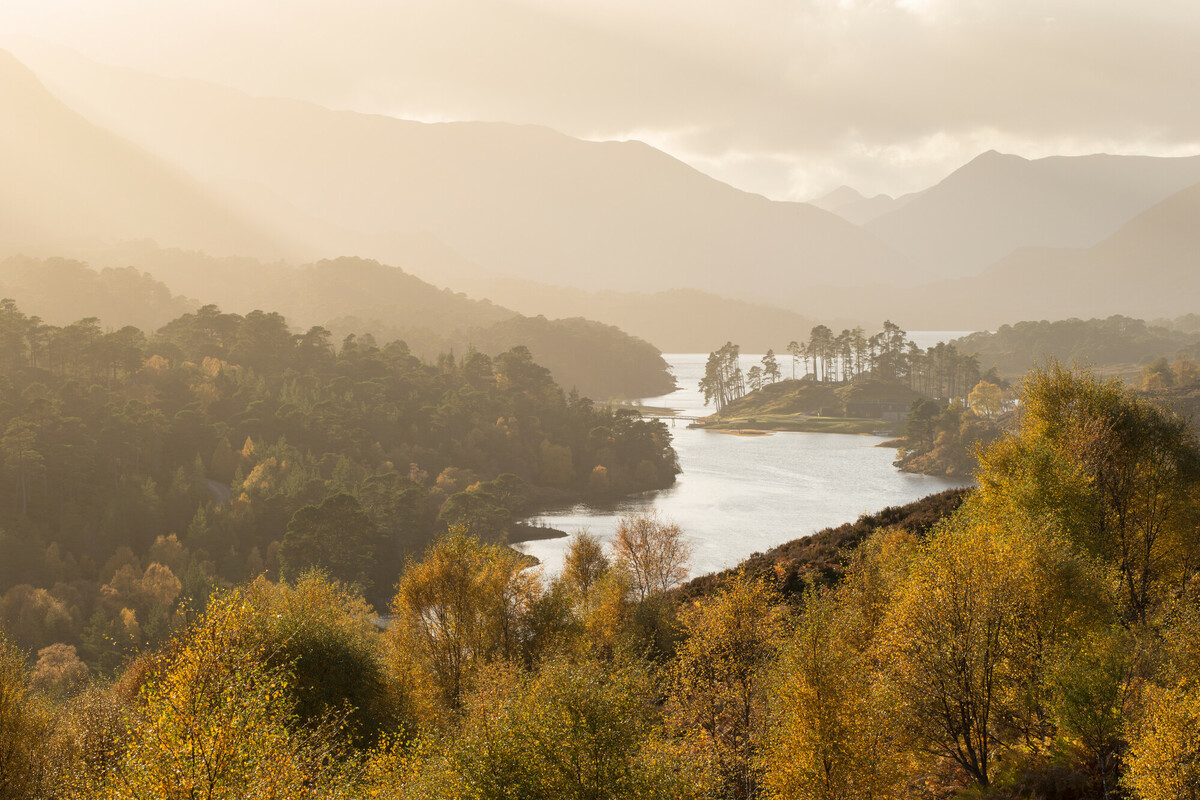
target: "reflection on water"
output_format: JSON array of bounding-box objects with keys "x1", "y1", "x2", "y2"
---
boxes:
[{"x1": 517, "y1": 348, "x2": 972, "y2": 577}]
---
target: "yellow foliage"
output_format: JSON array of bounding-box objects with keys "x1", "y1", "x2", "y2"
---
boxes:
[
  {"x1": 140, "y1": 354, "x2": 170, "y2": 374},
  {"x1": 30, "y1": 643, "x2": 89, "y2": 696},
  {"x1": 763, "y1": 588, "x2": 902, "y2": 800},
  {"x1": 1124, "y1": 684, "x2": 1200, "y2": 800},
  {"x1": 391, "y1": 531, "x2": 540, "y2": 710},
  {"x1": 581, "y1": 568, "x2": 634, "y2": 659},
  {"x1": 389, "y1": 657, "x2": 700, "y2": 800},
  {"x1": 149, "y1": 534, "x2": 187, "y2": 573},
  {"x1": 92, "y1": 589, "x2": 353, "y2": 799},
  {"x1": 588, "y1": 464, "x2": 609, "y2": 493},
  {"x1": 968, "y1": 379, "x2": 1004, "y2": 418},
  {"x1": 561, "y1": 530, "x2": 610, "y2": 614},
  {"x1": 102, "y1": 562, "x2": 183, "y2": 612},
  {"x1": 991, "y1": 363, "x2": 1200, "y2": 621},
  {"x1": 242, "y1": 456, "x2": 284, "y2": 494},
  {"x1": 0, "y1": 630, "x2": 53, "y2": 799},
  {"x1": 669, "y1": 572, "x2": 786, "y2": 799},
  {"x1": 877, "y1": 500, "x2": 1116, "y2": 788}
]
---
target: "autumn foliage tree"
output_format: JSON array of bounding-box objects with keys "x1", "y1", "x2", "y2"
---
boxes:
[
  {"x1": 390, "y1": 530, "x2": 538, "y2": 708},
  {"x1": 561, "y1": 530, "x2": 610, "y2": 614},
  {"x1": 0, "y1": 630, "x2": 51, "y2": 800},
  {"x1": 762, "y1": 586, "x2": 901, "y2": 800},
  {"x1": 669, "y1": 572, "x2": 785, "y2": 800},
  {"x1": 384, "y1": 657, "x2": 701, "y2": 800},
  {"x1": 612, "y1": 512, "x2": 691, "y2": 602},
  {"x1": 979, "y1": 363, "x2": 1200, "y2": 621},
  {"x1": 3, "y1": 361, "x2": 1200, "y2": 799},
  {"x1": 87, "y1": 589, "x2": 354, "y2": 799}
]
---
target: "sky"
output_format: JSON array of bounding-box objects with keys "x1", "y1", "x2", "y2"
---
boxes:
[{"x1": 3, "y1": 0, "x2": 1200, "y2": 201}]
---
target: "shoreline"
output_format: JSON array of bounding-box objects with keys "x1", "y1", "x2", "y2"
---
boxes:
[
  {"x1": 697, "y1": 416, "x2": 900, "y2": 436},
  {"x1": 507, "y1": 521, "x2": 570, "y2": 545}
]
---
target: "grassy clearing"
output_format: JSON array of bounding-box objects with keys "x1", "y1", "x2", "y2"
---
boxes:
[{"x1": 701, "y1": 414, "x2": 891, "y2": 435}]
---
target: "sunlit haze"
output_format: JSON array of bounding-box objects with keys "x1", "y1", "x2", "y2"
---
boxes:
[
  {"x1": 5, "y1": 4, "x2": 1200, "y2": 794},
  {"x1": 4, "y1": 0, "x2": 1200, "y2": 200}
]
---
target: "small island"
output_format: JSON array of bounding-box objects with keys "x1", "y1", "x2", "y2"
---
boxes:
[
  {"x1": 699, "y1": 373, "x2": 923, "y2": 435},
  {"x1": 692, "y1": 325, "x2": 1009, "y2": 477}
]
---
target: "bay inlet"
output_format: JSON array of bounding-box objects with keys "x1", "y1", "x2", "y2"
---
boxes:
[{"x1": 517, "y1": 345, "x2": 973, "y2": 577}]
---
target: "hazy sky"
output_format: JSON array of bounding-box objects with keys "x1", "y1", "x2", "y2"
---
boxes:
[{"x1": 4, "y1": 0, "x2": 1199, "y2": 201}]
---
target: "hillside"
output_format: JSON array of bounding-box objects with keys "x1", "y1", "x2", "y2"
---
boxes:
[
  {"x1": 679, "y1": 488, "x2": 970, "y2": 600},
  {"x1": 865, "y1": 150, "x2": 1200, "y2": 278},
  {"x1": 809, "y1": 178, "x2": 1200, "y2": 329},
  {"x1": 332, "y1": 313, "x2": 674, "y2": 401},
  {"x1": 9, "y1": 43, "x2": 918, "y2": 301},
  {"x1": 0, "y1": 50, "x2": 286, "y2": 261},
  {"x1": 955, "y1": 180, "x2": 1200, "y2": 324},
  {"x1": 463, "y1": 281, "x2": 845, "y2": 353},
  {"x1": 952, "y1": 315, "x2": 1200, "y2": 380},
  {"x1": 0, "y1": 256, "x2": 196, "y2": 333},
  {"x1": 0, "y1": 295, "x2": 680, "y2": 621},
  {"x1": 0, "y1": 251, "x2": 671, "y2": 400}
]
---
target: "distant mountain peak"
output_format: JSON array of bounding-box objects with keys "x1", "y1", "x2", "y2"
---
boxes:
[
  {"x1": 958, "y1": 150, "x2": 1027, "y2": 173},
  {"x1": 976, "y1": 148, "x2": 1019, "y2": 159},
  {"x1": 810, "y1": 185, "x2": 866, "y2": 211},
  {"x1": 810, "y1": 185, "x2": 905, "y2": 226}
]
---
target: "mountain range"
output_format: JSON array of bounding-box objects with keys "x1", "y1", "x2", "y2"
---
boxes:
[
  {"x1": 2, "y1": 40, "x2": 1198, "y2": 351},
  {"x1": 861, "y1": 150, "x2": 1200, "y2": 279},
  {"x1": 810, "y1": 186, "x2": 913, "y2": 226},
  {"x1": 5, "y1": 41, "x2": 913, "y2": 300},
  {"x1": 810, "y1": 178, "x2": 1200, "y2": 329}
]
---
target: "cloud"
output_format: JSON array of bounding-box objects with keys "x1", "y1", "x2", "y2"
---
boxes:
[{"x1": 4, "y1": 0, "x2": 1199, "y2": 198}]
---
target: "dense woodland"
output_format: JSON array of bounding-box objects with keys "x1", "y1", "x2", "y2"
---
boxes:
[
  {"x1": 2, "y1": 364, "x2": 1200, "y2": 798},
  {"x1": 894, "y1": 322, "x2": 1200, "y2": 477},
  {"x1": 0, "y1": 298, "x2": 679, "y2": 671}
]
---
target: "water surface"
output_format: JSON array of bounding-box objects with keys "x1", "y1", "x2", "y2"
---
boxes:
[{"x1": 518, "y1": 346, "x2": 972, "y2": 577}]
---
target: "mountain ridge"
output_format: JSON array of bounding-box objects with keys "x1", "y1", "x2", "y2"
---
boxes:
[
  {"x1": 808, "y1": 177, "x2": 1200, "y2": 329},
  {"x1": 0, "y1": 48, "x2": 291, "y2": 262},
  {"x1": 7, "y1": 42, "x2": 920, "y2": 300},
  {"x1": 865, "y1": 149, "x2": 1200, "y2": 278}
]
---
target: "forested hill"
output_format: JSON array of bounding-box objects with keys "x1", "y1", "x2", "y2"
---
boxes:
[
  {"x1": 952, "y1": 314, "x2": 1200, "y2": 380},
  {"x1": 0, "y1": 298, "x2": 679, "y2": 667},
  {"x1": 0, "y1": 254, "x2": 674, "y2": 400},
  {"x1": 0, "y1": 256, "x2": 195, "y2": 334}
]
